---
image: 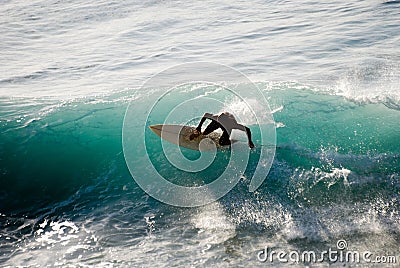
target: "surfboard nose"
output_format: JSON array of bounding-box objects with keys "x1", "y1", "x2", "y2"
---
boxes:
[{"x1": 149, "y1": 124, "x2": 163, "y2": 136}]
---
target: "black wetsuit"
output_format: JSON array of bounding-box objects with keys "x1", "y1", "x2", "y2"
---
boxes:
[
  {"x1": 196, "y1": 112, "x2": 254, "y2": 148},
  {"x1": 202, "y1": 120, "x2": 231, "y2": 146}
]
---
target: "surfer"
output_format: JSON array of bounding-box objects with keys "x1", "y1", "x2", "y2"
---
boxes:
[{"x1": 190, "y1": 112, "x2": 255, "y2": 148}]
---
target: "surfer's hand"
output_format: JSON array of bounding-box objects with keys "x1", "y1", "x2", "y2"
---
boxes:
[
  {"x1": 190, "y1": 129, "x2": 201, "y2": 140},
  {"x1": 249, "y1": 141, "x2": 255, "y2": 149}
]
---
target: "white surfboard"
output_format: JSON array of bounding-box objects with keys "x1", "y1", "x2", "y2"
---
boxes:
[{"x1": 149, "y1": 124, "x2": 237, "y2": 151}]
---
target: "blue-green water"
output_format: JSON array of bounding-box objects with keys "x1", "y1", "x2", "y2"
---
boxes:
[
  {"x1": 1, "y1": 84, "x2": 399, "y2": 266},
  {"x1": 1, "y1": 0, "x2": 400, "y2": 266}
]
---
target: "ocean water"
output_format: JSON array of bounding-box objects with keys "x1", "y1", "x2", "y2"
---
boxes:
[{"x1": 1, "y1": 0, "x2": 400, "y2": 267}]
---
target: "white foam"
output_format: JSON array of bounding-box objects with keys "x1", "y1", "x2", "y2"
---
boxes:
[
  {"x1": 191, "y1": 202, "x2": 236, "y2": 246},
  {"x1": 219, "y1": 97, "x2": 274, "y2": 125}
]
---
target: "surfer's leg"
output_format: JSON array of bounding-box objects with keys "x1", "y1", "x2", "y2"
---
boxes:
[
  {"x1": 203, "y1": 121, "x2": 220, "y2": 135},
  {"x1": 219, "y1": 131, "x2": 231, "y2": 146}
]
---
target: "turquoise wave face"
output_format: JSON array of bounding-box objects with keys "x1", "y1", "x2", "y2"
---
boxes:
[
  {"x1": 0, "y1": 98, "x2": 127, "y2": 213},
  {"x1": 0, "y1": 85, "x2": 398, "y2": 212},
  {"x1": 268, "y1": 89, "x2": 400, "y2": 208},
  {"x1": 1, "y1": 84, "x2": 399, "y2": 266},
  {"x1": 272, "y1": 89, "x2": 400, "y2": 171}
]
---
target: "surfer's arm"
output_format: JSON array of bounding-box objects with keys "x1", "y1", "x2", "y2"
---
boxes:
[
  {"x1": 196, "y1": 113, "x2": 216, "y2": 132},
  {"x1": 236, "y1": 124, "x2": 255, "y2": 148}
]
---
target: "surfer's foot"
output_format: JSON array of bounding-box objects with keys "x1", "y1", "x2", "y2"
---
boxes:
[{"x1": 189, "y1": 130, "x2": 201, "y2": 140}]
